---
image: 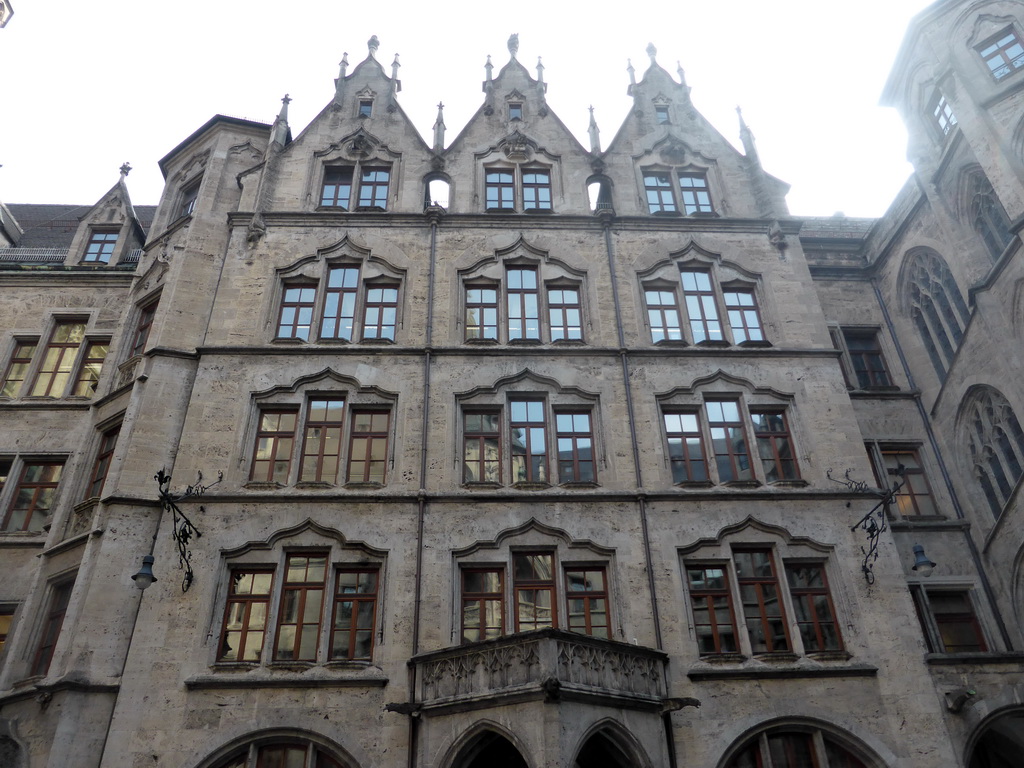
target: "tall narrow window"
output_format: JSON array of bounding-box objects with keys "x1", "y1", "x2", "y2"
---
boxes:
[
  {"x1": 915, "y1": 589, "x2": 988, "y2": 653},
  {"x1": 2, "y1": 341, "x2": 37, "y2": 397},
  {"x1": 707, "y1": 400, "x2": 751, "y2": 482},
  {"x1": 32, "y1": 580, "x2": 74, "y2": 676},
  {"x1": 904, "y1": 250, "x2": 968, "y2": 377},
  {"x1": 507, "y1": 268, "x2": 540, "y2": 340},
  {"x1": 82, "y1": 230, "x2": 118, "y2": 263},
  {"x1": 686, "y1": 565, "x2": 738, "y2": 655},
  {"x1": 645, "y1": 290, "x2": 682, "y2": 342},
  {"x1": 513, "y1": 553, "x2": 555, "y2": 631},
  {"x1": 362, "y1": 284, "x2": 399, "y2": 340},
  {"x1": 357, "y1": 168, "x2": 390, "y2": 210},
  {"x1": 522, "y1": 170, "x2": 552, "y2": 211},
  {"x1": 556, "y1": 412, "x2": 595, "y2": 483},
  {"x1": 462, "y1": 568, "x2": 504, "y2": 643},
  {"x1": 179, "y1": 179, "x2": 201, "y2": 218},
  {"x1": 348, "y1": 410, "x2": 389, "y2": 483},
  {"x1": 331, "y1": 568, "x2": 378, "y2": 660},
  {"x1": 485, "y1": 170, "x2": 515, "y2": 211},
  {"x1": 969, "y1": 175, "x2": 1013, "y2": 261},
  {"x1": 274, "y1": 553, "x2": 327, "y2": 661},
  {"x1": 963, "y1": 386, "x2": 1024, "y2": 517},
  {"x1": 463, "y1": 411, "x2": 501, "y2": 483},
  {"x1": 87, "y1": 426, "x2": 120, "y2": 498},
  {"x1": 250, "y1": 410, "x2": 297, "y2": 483},
  {"x1": 679, "y1": 173, "x2": 714, "y2": 214},
  {"x1": 881, "y1": 449, "x2": 937, "y2": 516},
  {"x1": 0, "y1": 606, "x2": 13, "y2": 656},
  {"x1": 466, "y1": 286, "x2": 499, "y2": 340},
  {"x1": 508, "y1": 103, "x2": 523, "y2": 120},
  {"x1": 321, "y1": 167, "x2": 354, "y2": 209},
  {"x1": 734, "y1": 549, "x2": 789, "y2": 653},
  {"x1": 644, "y1": 173, "x2": 677, "y2": 214},
  {"x1": 842, "y1": 330, "x2": 891, "y2": 388},
  {"x1": 0, "y1": 458, "x2": 9, "y2": 498},
  {"x1": 3, "y1": 461, "x2": 64, "y2": 532},
  {"x1": 565, "y1": 567, "x2": 609, "y2": 638},
  {"x1": 321, "y1": 267, "x2": 359, "y2": 340},
  {"x1": 977, "y1": 28, "x2": 1024, "y2": 80},
  {"x1": 655, "y1": 105, "x2": 670, "y2": 124},
  {"x1": 928, "y1": 90, "x2": 957, "y2": 137},
  {"x1": 299, "y1": 398, "x2": 345, "y2": 483},
  {"x1": 750, "y1": 410, "x2": 799, "y2": 482},
  {"x1": 547, "y1": 288, "x2": 582, "y2": 341},
  {"x1": 71, "y1": 340, "x2": 109, "y2": 397},
  {"x1": 130, "y1": 300, "x2": 159, "y2": 358},
  {"x1": 219, "y1": 570, "x2": 273, "y2": 662},
  {"x1": 277, "y1": 284, "x2": 317, "y2": 340},
  {"x1": 510, "y1": 399, "x2": 547, "y2": 483},
  {"x1": 723, "y1": 290, "x2": 764, "y2": 343},
  {"x1": 358, "y1": 99, "x2": 373, "y2": 117},
  {"x1": 664, "y1": 412, "x2": 708, "y2": 483},
  {"x1": 30, "y1": 322, "x2": 87, "y2": 397},
  {"x1": 680, "y1": 270, "x2": 723, "y2": 342},
  {"x1": 784, "y1": 564, "x2": 842, "y2": 652}
]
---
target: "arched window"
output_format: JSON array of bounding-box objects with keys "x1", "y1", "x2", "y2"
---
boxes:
[
  {"x1": 962, "y1": 386, "x2": 1024, "y2": 517},
  {"x1": 968, "y1": 175, "x2": 1013, "y2": 261},
  {"x1": 969, "y1": 710, "x2": 1024, "y2": 768},
  {"x1": 902, "y1": 249, "x2": 969, "y2": 377},
  {"x1": 424, "y1": 176, "x2": 451, "y2": 209},
  {"x1": 724, "y1": 727, "x2": 872, "y2": 768},
  {"x1": 212, "y1": 740, "x2": 347, "y2": 768}
]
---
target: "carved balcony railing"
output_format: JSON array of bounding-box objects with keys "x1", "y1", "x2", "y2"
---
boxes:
[
  {"x1": 0, "y1": 247, "x2": 69, "y2": 263},
  {"x1": 411, "y1": 628, "x2": 668, "y2": 713}
]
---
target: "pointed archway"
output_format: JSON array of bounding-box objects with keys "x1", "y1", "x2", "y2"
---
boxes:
[
  {"x1": 968, "y1": 710, "x2": 1024, "y2": 768},
  {"x1": 574, "y1": 732, "x2": 636, "y2": 768},
  {"x1": 452, "y1": 731, "x2": 528, "y2": 768}
]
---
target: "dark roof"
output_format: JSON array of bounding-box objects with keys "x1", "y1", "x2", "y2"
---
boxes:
[{"x1": 6, "y1": 203, "x2": 156, "y2": 248}]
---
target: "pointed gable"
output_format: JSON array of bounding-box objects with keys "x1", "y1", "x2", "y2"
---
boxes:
[{"x1": 63, "y1": 171, "x2": 146, "y2": 267}]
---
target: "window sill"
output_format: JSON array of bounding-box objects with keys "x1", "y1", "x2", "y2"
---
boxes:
[
  {"x1": 271, "y1": 337, "x2": 307, "y2": 345},
  {"x1": 675, "y1": 480, "x2": 715, "y2": 489},
  {"x1": 358, "y1": 337, "x2": 396, "y2": 345},
  {"x1": 652, "y1": 339, "x2": 689, "y2": 347},
  {"x1": 316, "y1": 205, "x2": 351, "y2": 212},
  {"x1": 559, "y1": 481, "x2": 600, "y2": 489},
  {"x1": 187, "y1": 665, "x2": 388, "y2": 690},
  {"x1": 694, "y1": 339, "x2": 731, "y2": 348},
  {"x1": 721, "y1": 480, "x2": 762, "y2": 489},
  {"x1": 848, "y1": 385, "x2": 900, "y2": 393},
  {"x1": 738, "y1": 339, "x2": 772, "y2": 348},
  {"x1": 523, "y1": 208, "x2": 554, "y2": 215},
  {"x1": 354, "y1": 206, "x2": 387, "y2": 213},
  {"x1": 551, "y1": 338, "x2": 586, "y2": 345},
  {"x1": 766, "y1": 479, "x2": 809, "y2": 489},
  {"x1": 508, "y1": 337, "x2": 543, "y2": 346},
  {"x1": 344, "y1": 481, "x2": 385, "y2": 490},
  {"x1": 244, "y1": 481, "x2": 286, "y2": 490},
  {"x1": 463, "y1": 481, "x2": 503, "y2": 489},
  {"x1": 651, "y1": 210, "x2": 682, "y2": 217},
  {"x1": 465, "y1": 337, "x2": 500, "y2": 345},
  {"x1": 688, "y1": 211, "x2": 720, "y2": 219},
  {"x1": 0, "y1": 532, "x2": 47, "y2": 547},
  {"x1": 512, "y1": 482, "x2": 552, "y2": 491},
  {"x1": 925, "y1": 651, "x2": 1024, "y2": 666},
  {"x1": 485, "y1": 208, "x2": 517, "y2": 214},
  {"x1": 294, "y1": 481, "x2": 335, "y2": 490},
  {"x1": 687, "y1": 658, "x2": 876, "y2": 682}
]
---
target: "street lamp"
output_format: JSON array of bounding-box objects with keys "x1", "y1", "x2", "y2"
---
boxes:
[
  {"x1": 131, "y1": 555, "x2": 158, "y2": 591},
  {"x1": 911, "y1": 544, "x2": 936, "y2": 577}
]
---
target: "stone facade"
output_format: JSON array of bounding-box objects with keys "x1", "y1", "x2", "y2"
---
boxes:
[{"x1": 2, "y1": 3, "x2": 1024, "y2": 766}]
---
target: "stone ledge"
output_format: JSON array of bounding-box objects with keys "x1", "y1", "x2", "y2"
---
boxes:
[
  {"x1": 687, "y1": 663, "x2": 877, "y2": 681},
  {"x1": 925, "y1": 652, "x2": 1024, "y2": 666},
  {"x1": 185, "y1": 668, "x2": 389, "y2": 690}
]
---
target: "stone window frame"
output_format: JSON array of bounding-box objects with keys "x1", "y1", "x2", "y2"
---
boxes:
[
  {"x1": 482, "y1": 162, "x2": 554, "y2": 214},
  {"x1": 201, "y1": 735, "x2": 351, "y2": 768},
  {"x1": 864, "y1": 442, "x2": 941, "y2": 518},
  {"x1": 1, "y1": 316, "x2": 110, "y2": 402},
  {"x1": 318, "y1": 162, "x2": 393, "y2": 212},
  {"x1": 84, "y1": 420, "x2": 121, "y2": 501},
  {"x1": 30, "y1": 574, "x2": 77, "y2": 677},
  {"x1": 81, "y1": 228, "x2": 120, "y2": 265},
  {"x1": 639, "y1": 250, "x2": 768, "y2": 348},
  {"x1": 455, "y1": 371, "x2": 603, "y2": 490},
  {"x1": 177, "y1": 175, "x2": 202, "y2": 220},
  {"x1": 212, "y1": 522, "x2": 387, "y2": 670},
  {"x1": 272, "y1": 252, "x2": 406, "y2": 345},
  {"x1": 925, "y1": 89, "x2": 958, "y2": 142},
  {"x1": 828, "y1": 325, "x2": 896, "y2": 391},
  {"x1": 899, "y1": 247, "x2": 969, "y2": 379},
  {"x1": 975, "y1": 26, "x2": 1024, "y2": 82},
  {"x1": 911, "y1": 584, "x2": 991, "y2": 655},
  {"x1": 679, "y1": 521, "x2": 849, "y2": 663},
  {"x1": 244, "y1": 373, "x2": 398, "y2": 490},
  {"x1": 452, "y1": 521, "x2": 617, "y2": 646},
  {"x1": 640, "y1": 164, "x2": 717, "y2": 217},
  {"x1": 458, "y1": 249, "x2": 588, "y2": 346},
  {"x1": 722, "y1": 723, "x2": 878, "y2": 768},
  {"x1": 958, "y1": 385, "x2": 1024, "y2": 519},
  {"x1": 127, "y1": 295, "x2": 161, "y2": 361}
]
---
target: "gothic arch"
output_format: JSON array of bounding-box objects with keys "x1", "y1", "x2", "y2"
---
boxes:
[
  {"x1": 957, "y1": 385, "x2": 1024, "y2": 517},
  {"x1": 193, "y1": 729, "x2": 358, "y2": 768},
  {"x1": 572, "y1": 719, "x2": 653, "y2": 768},
  {"x1": 716, "y1": 717, "x2": 885, "y2": 768},
  {"x1": 955, "y1": 166, "x2": 1013, "y2": 260},
  {"x1": 442, "y1": 722, "x2": 532, "y2": 768},
  {"x1": 967, "y1": 706, "x2": 1024, "y2": 768},
  {"x1": 898, "y1": 247, "x2": 970, "y2": 377}
]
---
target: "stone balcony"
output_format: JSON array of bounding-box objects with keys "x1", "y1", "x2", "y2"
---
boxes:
[{"x1": 411, "y1": 629, "x2": 668, "y2": 715}]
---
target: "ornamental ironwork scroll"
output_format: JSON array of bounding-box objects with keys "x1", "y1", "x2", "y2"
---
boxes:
[
  {"x1": 155, "y1": 468, "x2": 222, "y2": 592},
  {"x1": 828, "y1": 465, "x2": 906, "y2": 585}
]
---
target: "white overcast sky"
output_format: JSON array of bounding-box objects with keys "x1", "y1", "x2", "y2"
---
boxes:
[{"x1": 0, "y1": 0, "x2": 931, "y2": 217}]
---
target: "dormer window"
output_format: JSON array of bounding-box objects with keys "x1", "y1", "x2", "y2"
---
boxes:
[
  {"x1": 977, "y1": 28, "x2": 1024, "y2": 81},
  {"x1": 508, "y1": 103, "x2": 523, "y2": 121},
  {"x1": 655, "y1": 105, "x2": 670, "y2": 124},
  {"x1": 82, "y1": 229, "x2": 119, "y2": 264},
  {"x1": 358, "y1": 99, "x2": 373, "y2": 118}
]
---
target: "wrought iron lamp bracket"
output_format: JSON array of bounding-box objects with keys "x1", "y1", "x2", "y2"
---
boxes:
[
  {"x1": 154, "y1": 468, "x2": 222, "y2": 592},
  {"x1": 828, "y1": 466, "x2": 905, "y2": 586}
]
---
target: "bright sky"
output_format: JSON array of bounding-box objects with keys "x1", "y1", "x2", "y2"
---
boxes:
[{"x1": 0, "y1": 0, "x2": 931, "y2": 217}]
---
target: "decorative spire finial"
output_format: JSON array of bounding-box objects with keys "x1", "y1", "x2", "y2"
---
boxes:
[
  {"x1": 391, "y1": 53, "x2": 401, "y2": 92},
  {"x1": 508, "y1": 33, "x2": 519, "y2": 58},
  {"x1": 119, "y1": 162, "x2": 132, "y2": 177},
  {"x1": 627, "y1": 59, "x2": 636, "y2": 86},
  {"x1": 677, "y1": 61, "x2": 687, "y2": 87},
  {"x1": 485, "y1": 55, "x2": 493, "y2": 81},
  {"x1": 737, "y1": 105, "x2": 760, "y2": 165},
  {"x1": 368, "y1": 35, "x2": 380, "y2": 58},
  {"x1": 433, "y1": 102, "x2": 446, "y2": 152},
  {"x1": 646, "y1": 42, "x2": 657, "y2": 64},
  {"x1": 588, "y1": 106, "x2": 601, "y2": 154},
  {"x1": 536, "y1": 56, "x2": 544, "y2": 83}
]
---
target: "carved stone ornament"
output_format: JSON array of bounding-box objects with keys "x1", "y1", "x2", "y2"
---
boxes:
[
  {"x1": 658, "y1": 139, "x2": 687, "y2": 165},
  {"x1": 501, "y1": 133, "x2": 533, "y2": 162},
  {"x1": 347, "y1": 133, "x2": 377, "y2": 158}
]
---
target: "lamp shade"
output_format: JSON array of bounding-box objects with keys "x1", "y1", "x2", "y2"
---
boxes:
[
  {"x1": 132, "y1": 555, "x2": 158, "y2": 591},
  {"x1": 911, "y1": 544, "x2": 936, "y2": 578}
]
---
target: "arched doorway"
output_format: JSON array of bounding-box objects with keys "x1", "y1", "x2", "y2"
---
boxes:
[
  {"x1": 574, "y1": 731, "x2": 635, "y2": 768},
  {"x1": 452, "y1": 731, "x2": 528, "y2": 768},
  {"x1": 969, "y1": 711, "x2": 1024, "y2": 768}
]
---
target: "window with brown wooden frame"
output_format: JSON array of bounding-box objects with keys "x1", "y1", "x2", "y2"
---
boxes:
[
  {"x1": 2, "y1": 460, "x2": 65, "y2": 533},
  {"x1": 347, "y1": 410, "x2": 390, "y2": 483},
  {"x1": 513, "y1": 552, "x2": 556, "y2": 632},
  {"x1": 977, "y1": 27, "x2": 1024, "y2": 80},
  {"x1": 82, "y1": 229, "x2": 119, "y2": 264},
  {"x1": 29, "y1": 321, "x2": 87, "y2": 397},
  {"x1": 298, "y1": 398, "x2": 345, "y2": 483},
  {"x1": 733, "y1": 549, "x2": 790, "y2": 654},
  {"x1": 86, "y1": 425, "x2": 120, "y2": 499},
  {"x1": 564, "y1": 567, "x2": 609, "y2": 638},
  {"x1": 664, "y1": 411, "x2": 709, "y2": 483},
  {"x1": 707, "y1": 400, "x2": 752, "y2": 482},
  {"x1": 250, "y1": 409, "x2": 298, "y2": 484},
  {"x1": 276, "y1": 283, "x2": 317, "y2": 341},
  {"x1": 1, "y1": 340, "x2": 37, "y2": 398},
  {"x1": 913, "y1": 588, "x2": 988, "y2": 654},
  {"x1": 872, "y1": 447, "x2": 938, "y2": 517},
  {"x1": 680, "y1": 270, "x2": 724, "y2": 343},
  {"x1": 218, "y1": 570, "x2": 274, "y2": 662},
  {"x1": 274, "y1": 553, "x2": 328, "y2": 662},
  {"x1": 71, "y1": 339, "x2": 109, "y2": 397},
  {"x1": 510, "y1": 399, "x2": 548, "y2": 483},
  {"x1": 750, "y1": 410, "x2": 800, "y2": 483},
  {"x1": 463, "y1": 411, "x2": 501, "y2": 483},
  {"x1": 461, "y1": 567, "x2": 504, "y2": 643},
  {"x1": 784, "y1": 563, "x2": 843, "y2": 652},
  {"x1": 32, "y1": 578, "x2": 75, "y2": 676},
  {"x1": 685, "y1": 564, "x2": 739, "y2": 655},
  {"x1": 129, "y1": 299, "x2": 159, "y2": 358},
  {"x1": 555, "y1": 411, "x2": 595, "y2": 483},
  {"x1": 330, "y1": 568, "x2": 379, "y2": 660}
]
